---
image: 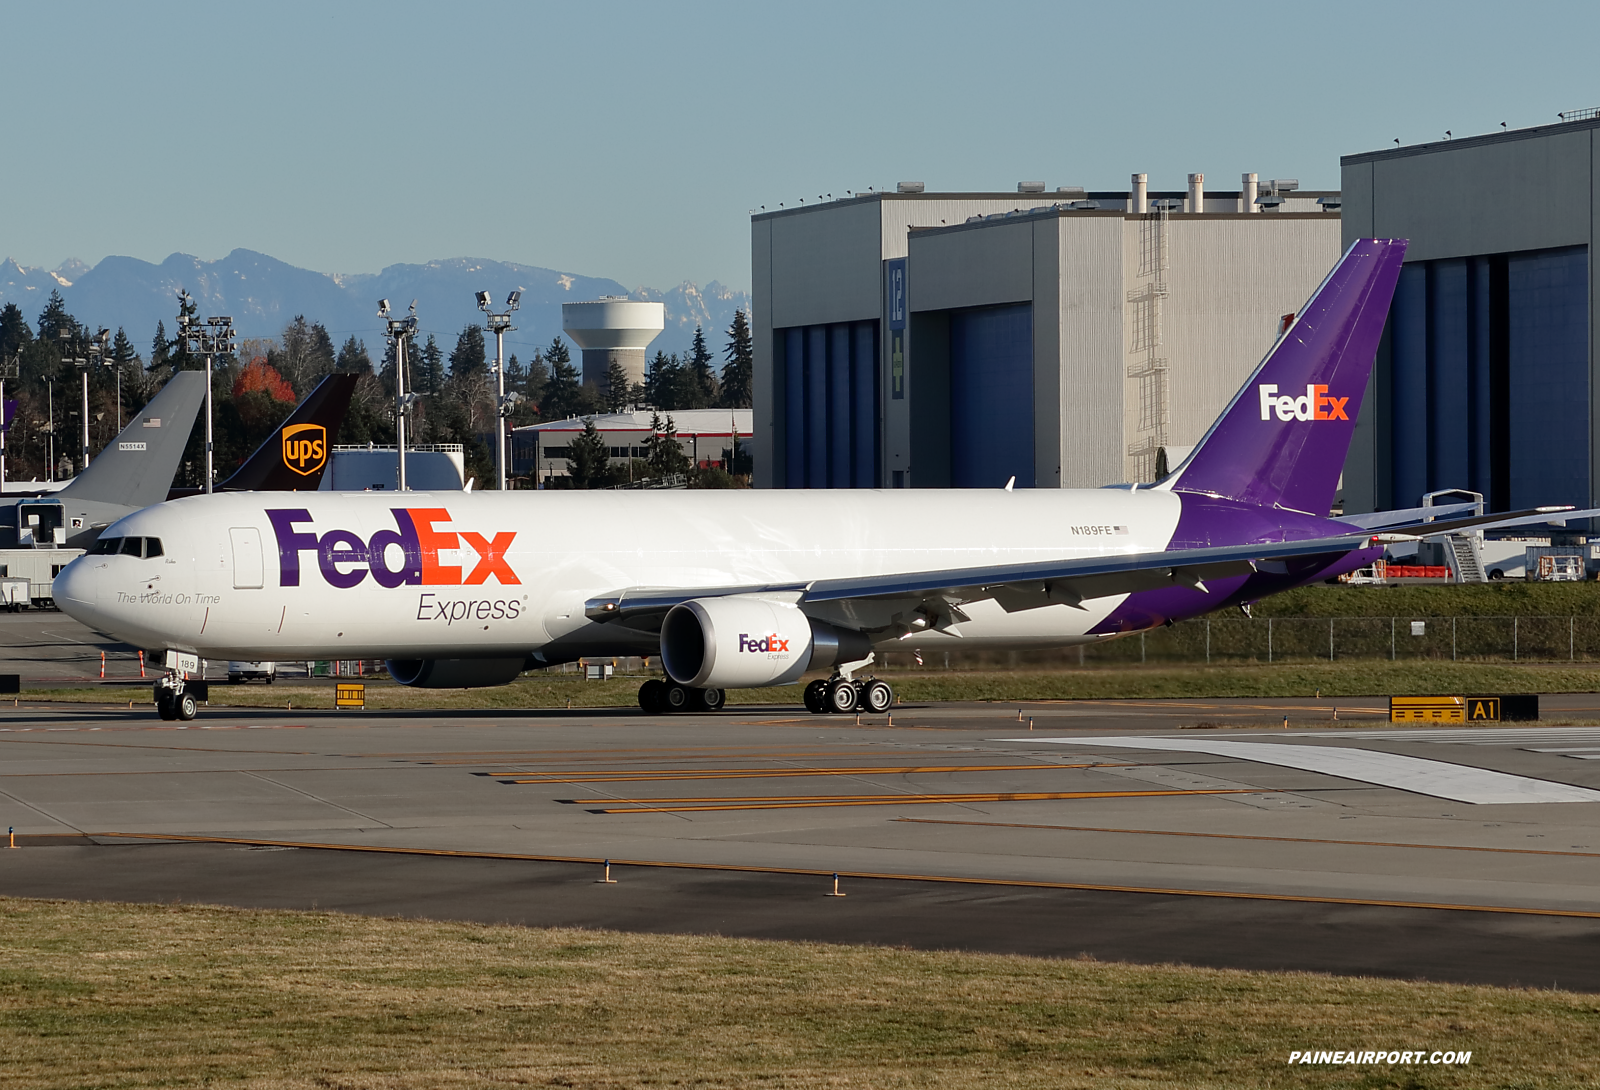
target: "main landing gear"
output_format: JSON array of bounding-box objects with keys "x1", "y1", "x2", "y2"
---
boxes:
[
  {"x1": 638, "y1": 678, "x2": 726, "y2": 715},
  {"x1": 801, "y1": 653, "x2": 893, "y2": 715},
  {"x1": 803, "y1": 676, "x2": 893, "y2": 715}
]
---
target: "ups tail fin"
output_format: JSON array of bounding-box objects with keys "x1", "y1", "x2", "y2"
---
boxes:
[
  {"x1": 61, "y1": 371, "x2": 207, "y2": 506},
  {"x1": 220, "y1": 373, "x2": 358, "y2": 491},
  {"x1": 1162, "y1": 238, "x2": 1407, "y2": 514}
]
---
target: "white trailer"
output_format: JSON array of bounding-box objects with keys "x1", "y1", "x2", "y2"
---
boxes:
[{"x1": 0, "y1": 549, "x2": 86, "y2": 608}]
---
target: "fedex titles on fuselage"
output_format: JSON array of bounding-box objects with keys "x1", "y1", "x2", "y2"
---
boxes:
[
  {"x1": 1257, "y1": 384, "x2": 1348, "y2": 422},
  {"x1": 266, "y1": 507, "x2": 518, "y2": 590}
]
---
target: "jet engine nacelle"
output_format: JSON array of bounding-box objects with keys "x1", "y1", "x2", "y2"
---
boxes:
[
  {"x1": 385, "y1": 657, "x2": 526, "y2": 688},
  {"x1": 660, "y1": 595, "x2": 870, "y2": 689}
]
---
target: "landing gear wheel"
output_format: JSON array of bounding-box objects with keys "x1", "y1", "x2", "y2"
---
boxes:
[
  {"x1": 827, "y1": 679, "x2": 860, "y2": 714},
  {"x1": 803, "y1": 679, "x2": 828, "y2": 714},
  {"x1": 695, "y1": 687, "x2": 726, "y2": 713},
  {"x1": 175, "y1": 691, "x2": 199, "y2": 721},
  {"x1": 638, "y1": 679, "x2": 666, "y2": 714},
  {"x1": 156, "y1": 694, "x2": 177, "y2": 721},
  {"x1": 862, "y1": 679, "x2": 893, "y2": 714},
  {"x1": 664, "y1": 683, "x2": 692, "y2": 713}
]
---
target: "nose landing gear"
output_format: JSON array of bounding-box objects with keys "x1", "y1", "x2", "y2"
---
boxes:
[{"x1": 153, "y1": 673, "x2": 202, "y2": 722}]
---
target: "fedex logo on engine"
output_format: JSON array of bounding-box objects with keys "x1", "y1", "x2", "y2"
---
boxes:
[
  {"x1": 266, "y1": 508, "x2": 519, "y2": 589},
  {"x1": 1258, "y1": 384, "x2": 1348, "y2": 422},
  {"x1": 738, "y1": 633, "x2": 790, "y2": 654}
]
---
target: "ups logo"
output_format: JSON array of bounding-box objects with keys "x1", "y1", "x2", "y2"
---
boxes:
[{"x1": 282, "y1": 423, "x2": 328, "y2": 476}]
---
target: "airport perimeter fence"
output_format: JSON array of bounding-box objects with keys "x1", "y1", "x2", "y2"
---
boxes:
[{"x1": 871, "y1": 616, "x2": 1600, "y2": 671}]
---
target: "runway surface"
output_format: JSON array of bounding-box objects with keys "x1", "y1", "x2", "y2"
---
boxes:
[{"x1": 6, "y1": 686, "x2": 1600, "y2": 988}]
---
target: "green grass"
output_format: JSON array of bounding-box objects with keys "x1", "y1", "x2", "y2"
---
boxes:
[
  {"x1": 1256, "y1": 581, "x2": 1600, "y2": 617},
  {"x1": 21, "y1": 660, "x2": 1600, "y2": 711},
  {"x1": 0, "y1": 895, "x2": 1589, "y2": 1088}
]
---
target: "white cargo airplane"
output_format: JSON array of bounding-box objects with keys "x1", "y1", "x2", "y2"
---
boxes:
[{"x1": 54, "y1": 240, "x2": 1596, "y2": 720}]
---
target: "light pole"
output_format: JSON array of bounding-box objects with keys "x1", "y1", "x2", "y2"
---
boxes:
[
  {"x1": 57, "y1": 328, "x2": 90, "y2": 474},
  {"x1": 176, "y1": 292, "x2": 235, "y2": 493},
  {"x1": 380, "y1": 299, "x2": 420, "y2": 491},
  {"x1": 477, "y1": 289, "x2": 521, "y2": 491}
]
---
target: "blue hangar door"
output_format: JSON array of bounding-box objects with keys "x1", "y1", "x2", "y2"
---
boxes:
[{"x1": 950, "y1": 303, "x2": 1034, "y2": 488}]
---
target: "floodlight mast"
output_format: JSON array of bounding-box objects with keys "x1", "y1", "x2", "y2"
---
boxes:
[
  {"x1": 58, "y1": 327, "x2": 91, "y2": 474},
  {"x1": 478, "y1": 289, "x2": 520, "y2": 491},
  {"x1": 176, "y1": 293, "x2": 235, "y2": 493},
  {"x1": 383, "y1": 300, "x2": 420, "y2": 491}
]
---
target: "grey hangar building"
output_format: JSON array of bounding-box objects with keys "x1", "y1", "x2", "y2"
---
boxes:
[
  {"x1": 750, "y1": 176, "x2": 1342, "y2": 492},
  {"x1": 1342, "y1": 115, "x2": 1600, "y2": 516}
]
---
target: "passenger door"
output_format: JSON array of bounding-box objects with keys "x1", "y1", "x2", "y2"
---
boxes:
[{"x1": 230, "y1": 527, "x2": 264, "y2": 590}]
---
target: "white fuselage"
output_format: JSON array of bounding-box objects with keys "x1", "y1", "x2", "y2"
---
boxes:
[{"x1": 54, "y1": 488, "x2": 1185, "y2": 662}]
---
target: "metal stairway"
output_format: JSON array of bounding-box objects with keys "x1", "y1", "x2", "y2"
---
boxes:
[{"x1": 1446, "y1": 533, "x2": 1487, "y2": 583}]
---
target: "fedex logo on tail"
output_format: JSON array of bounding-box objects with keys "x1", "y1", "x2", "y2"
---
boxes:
[
  {"x1": 738, "y1": 633, "x2": 790, "y2": 653},
  {"x1": 267, "y1": 508, "x2": 518, "y2": 589},
  {"x1": 1258, "y1": 384, "x2": 1349, "y2": 422}
]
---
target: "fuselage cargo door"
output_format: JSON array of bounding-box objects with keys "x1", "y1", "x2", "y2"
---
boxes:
[{"x1": 229, "y1": 527, "x2": 264, "y2": 589}]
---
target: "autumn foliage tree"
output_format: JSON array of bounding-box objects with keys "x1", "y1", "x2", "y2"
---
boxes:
[{"x1": 232, "y1": 358, "x2": 296, "y2": 402}]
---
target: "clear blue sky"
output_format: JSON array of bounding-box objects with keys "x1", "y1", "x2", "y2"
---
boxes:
[{"x1": 4, "y1": 0, "x2": 1598, "y2": 292}]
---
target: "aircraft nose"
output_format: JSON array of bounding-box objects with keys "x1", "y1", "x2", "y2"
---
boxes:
[{"x1": 52, "y1": 555, "x2": 101, "y2": 618}]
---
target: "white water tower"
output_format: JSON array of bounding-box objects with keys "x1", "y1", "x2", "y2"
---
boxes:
[{"x1": 561, "y1": 297, "x2": 666, "y2": 398}]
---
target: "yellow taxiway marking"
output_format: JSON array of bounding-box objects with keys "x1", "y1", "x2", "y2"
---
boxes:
[
  {"x1": 895, "y1": 817, "x2": 1600, "y2": 859},
  {"x1": 568, "y1": 788, "x2": 1259, "y2": 813},
  {"x1": 491, "y1": 762, "x2": 1130, "y2": 783},
  {"x1": 85, "y1": 831, "x2": 1600, "y2": 920}
]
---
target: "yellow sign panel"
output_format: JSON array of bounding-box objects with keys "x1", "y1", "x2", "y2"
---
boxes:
[
  {"x1": 282, "y1": 423, "x2": 328, "y2": 477},
  {"x1": 1389, "y1": 696, "x2": 1465, "y2": 723},
  {"x1": 335, "y1": 682, "x2": 365, "y2": 709}
]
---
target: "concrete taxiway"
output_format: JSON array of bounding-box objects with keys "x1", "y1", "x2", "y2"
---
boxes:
[{"x1": 5, "y1": 693, "x2": 1600, "y2": 988}]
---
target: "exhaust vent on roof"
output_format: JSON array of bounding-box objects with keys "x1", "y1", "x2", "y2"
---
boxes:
[
  {"x1": 896, "y1": 181, "x2": 925, "y2": 194},
  {"x1": 1056, "y1": 186, "x2": 1087, "y2": 199},
  {"x1": 1017, "y1": 181, "x2": 1046, "y2": 193},
  {"x1": 1268, "y1": 178, "x2": 1300, "y2": 192}
]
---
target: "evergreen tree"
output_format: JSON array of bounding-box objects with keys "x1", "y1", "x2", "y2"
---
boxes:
[
  {"x1": 309, "y1": 322, "x2": 338, "y2": 382},
  {"x1": 524, "y1": 349, "x2": 549, "y2": 408},
  {"x1": 0, "y1": 303, "x2": 31, "y2": 360},
  {"x1": 149, "y1": 320, "x2": 169, "y2": 370},
  {"x1": 643, "y1": 350, "x2": 681, "y2": 410},
  {"x1": 110, "y1": 327, "x2": 137, "y2": 365},
  {"x1": 336, "y1": 335, "x2": 372, "y2": 373},
  {"x1": 565, "y1": 417, "x2": 616, "y2": 489},
  {"x1": 604, "y1": 356, "x2": 632, "y2": 412},
  {"x1": 168, "y1": 291, "x2": 197, "y2": 371},
  {"x1": 685, "y1": 325, "x2": 719, "y2": 408},
  {"x1": 645, "y1": 412, "x2": 692, "y2": 479},
  {"x1": 504, "y1": 352, "x2": 525, "y2": 392},
  {"x1": 35, "y1": 289, "x2": 78, "y2": 343},
  {"x1": 419, "y1": 335, "x2": 445, "y2": 394},
  {"x1": 541, "y1": 336, "x2": 583, "y2": 420},
  {"x1": 719, "y1": 308, "x2": 753, "y2": 408},
  {"x1": 448, "y1": 325, "x2": 487, "y2": 376}
]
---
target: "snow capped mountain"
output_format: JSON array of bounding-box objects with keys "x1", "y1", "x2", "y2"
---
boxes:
[{"x1": 0, "y1": 252, "x2": 750, "y2": 359}]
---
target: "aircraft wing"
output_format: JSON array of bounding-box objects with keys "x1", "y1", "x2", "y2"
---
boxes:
[
  {"x1": 586, "y1": 531, "x2": 1370, "y2": 634},
  {"x1": 1346, "y1": 506, "x2": 1600, "y2": 539}
]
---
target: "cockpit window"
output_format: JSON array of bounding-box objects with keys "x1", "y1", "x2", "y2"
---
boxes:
[{"x1": 92, "y1": 536, "x2": 163, "y2": 558}]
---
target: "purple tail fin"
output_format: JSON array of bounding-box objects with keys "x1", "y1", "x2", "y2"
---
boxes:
[{"x1": 1163, "y1": 238, "x2": 1407, "y2": 514}]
